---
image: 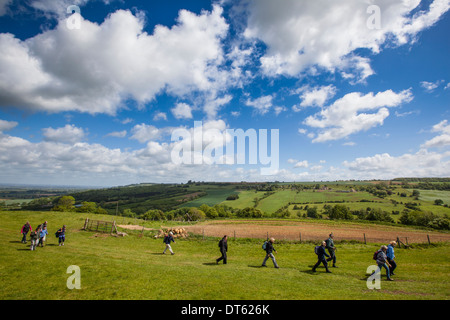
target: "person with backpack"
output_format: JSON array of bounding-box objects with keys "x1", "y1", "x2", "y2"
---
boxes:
[
  {"x1": 216, "y1": 235, "x2": 228, "y2": 265},
  {"x1": 262, "y1": 238, "x2": 279, "y2": 269},
  {"x1": 163, "y1": 232, "x2": 175, "y2": 255},
  {"x1": 325, "y1": 233, "x2": 337, "y2": 268},
  {"x1": 312, "y1": 241, "x2": 332, "y2": 273},
  {"x1": 386, "y1": 241, "x2": 397, "y2": 276},
  {"x1": 373, "y1": 245, "x2": 393, "y2": 281},
  {"x1": 20, "y1": 221, "x2": 32, "y2": 244},
  {"x1": 30, "y1": 225, "x2": 41, "y2": 251},
  {"x1": 56, "y1": 225, "x2": 66, "y2": 246},
  {"x1": 39, "y1": 226, "x2": 48, "y2": 247},
  {"x1": 41, "y1": 221, "x2": 48, "y2": 244}
]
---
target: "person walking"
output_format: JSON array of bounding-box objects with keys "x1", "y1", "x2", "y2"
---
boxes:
[
  {"x1": 56, "y1": 225, "x2": 66, "y2": 246},
  {"x1": 374, "y1": 245, "x2": 393, "y2": 281},
  {"x1": 386, "y1": 241, "x2": 397, "y2": 276},
  {"x1": 41, "y1": 221, "x2": 48, "y2": 244},
  {"x1": 312, "y1": 241, "x2": 332, "y2": 273},
  {"x1": 163, "y1": 232, "x2": 175, "y2": 255},
  {"x1": 216, "y1": 235, "x2": 228, "y2": 265},
  {"x1": 325, "y1": 233, "x2": 337, "y2": 268},
  {"x1": 262, "y1": 238, "x2": 279, "y2": 269},
  {"x1": 30, "y1": 226, "x2": 40, "y2": 251},
  {"x1": 39, "y1": 226, "x2": 48, "y2": 247},
  {"x1": 21, "y1": 221, "x2": 32, "y2": 244}
]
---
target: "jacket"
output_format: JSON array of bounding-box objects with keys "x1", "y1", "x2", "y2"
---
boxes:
[
  {"x1": 265, "y1": 241, "x2": 276, "y2": 254},
  {"x1": 386, "y1": 245, "x2": 395, "y2": 260},
  {"x1": 219, "y1": 238, "x2": 228, "y2": 252},
  {"x1": 316, "y1": 245, "x2": 330, "y2": 260},
  {"x1": 21, "y1": 224, "x2": 31, "y2": 233},
  {"x1": 163, "y1": 235, "x2": 174, "y2": 244},
  {"x1": 376, "y1": 250, "x2": 388, "y2": 265}
]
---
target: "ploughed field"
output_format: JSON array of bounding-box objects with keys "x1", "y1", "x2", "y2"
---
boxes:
[{"x1": 183, "y1": 219, "x2": 450, "y2": 243}]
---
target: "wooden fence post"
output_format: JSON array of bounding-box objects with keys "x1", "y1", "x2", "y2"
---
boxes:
[
  {"x1": 397, "y1": 237, "x2": 401, "y2": 248},
  {"x1": 234, "y1": 230, "x2": 236, "y2": 241},
  {"x1": 427, "y1": 234, "x2": 431, "y2": 245},
  {"x1": 363, "y1": 233, "x2": 366, "y2": 245},
  {"x1": 299, "y1": 232, "x2": 302, "y2": 242}
]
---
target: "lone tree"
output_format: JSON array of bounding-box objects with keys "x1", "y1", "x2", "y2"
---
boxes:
[
  {"x1": 434, "y1": 199, "x2": 444, "y2": 206},
  {"x1": 52, "y1": 196, "x2": 75, "y2": 212}
]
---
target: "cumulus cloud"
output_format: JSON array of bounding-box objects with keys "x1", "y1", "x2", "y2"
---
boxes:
[
  {"x1": 296, "y1": 85, "x2": 337, "y2": 108},
  {"x1": 171, "y1": 103, "x2": 193, "y2": 120},
  {"x1": 42, "y1": 124, "x2": 86, "y2": 144},
  {"x1": 344, "y1": 149, "x2": 450, "y2": 178},
  {"x1": 422, "y1": 120, "x2": 450, "y2": 148},
  {"x1": 240, "y1": 0, "x2": 450, "y2": 82},
  {"x1": 153, "y1": 112, "x2": 168, "y2": 121},
  {"x1": 0, "y1": 5, "x2": 230, "y2": 115},
  {"x1": 245, "y1": 95, "x2": 273, "y2": 115},
  {"x1": 304, "y1": 89, "x2": 413, "y2": 143},
  {"x1": 130, "y1": 124, "x2": 162, "y2": 144},
  {"x1": 0, "y1": 119, "x2": 18, "y2": 132}
]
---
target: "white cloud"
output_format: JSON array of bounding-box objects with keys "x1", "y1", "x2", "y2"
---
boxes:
[
  {"x1": 0, "y1": 119, "x2": 18, "y2": 132},
  {"x1": 171, "y1": 103, "x2": 193, "y2": 120},
  {"x1": 304, "y1": 89, "x2": 413, "y2": 143},
  {"x1": 344, "y1": 149, "x2": 450, "y2": 178},
  {"x1": 106, "y1": 130, "x2": 127, "y2": 138},
  {"x1": 153, "y1": 112, "x2": 168, "y2": 121},
  {"x1": 421, "y1": 120, "x2": 450, "y2": 148},
  {"x1": 274, "y1": 106, "x2": 287, "y2": 116},
  {"x1": 420, "y1": 80, "x2": 444, "y2": 92},
  {"x1": 42, "y1": 124, "x2": 86, "y2": 144},
  {"x1": 294, "y1": 160, "x2": 309, "y2": 168},
  {"x1": 130, "y1": 124, "x2": 162, "y2": 144},
  {"x1": 297, "y1": 85, "x2": 337, "y2": 108},
  {"x1": 241, "y1": 0, "x2": 450, "y2": 82},
  {"x1": 0, "y1": 5, "x2": 230, "y2": 115},
  {"x1": 445, "y1": 83, "x2": 450, "y2": 90},
  {"x1": 245, "y1": 95, "x2": 273, "y2": 115}
]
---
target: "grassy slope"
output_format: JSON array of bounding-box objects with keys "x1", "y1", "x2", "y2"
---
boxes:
[{"x1": 1, "y1": 211, "x2": 449, "y2": 300}]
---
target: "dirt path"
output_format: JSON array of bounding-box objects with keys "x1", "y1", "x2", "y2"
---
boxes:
[{"x1": 182, "y1": 220, "x2": 450, "y2": 243}]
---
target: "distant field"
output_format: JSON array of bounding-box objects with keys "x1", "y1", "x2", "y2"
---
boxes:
[
  {"x1": 179, "y1": 187, "x2": 238, "y2": 208},
  {"x1": 418, "y1": 190, "x2": 450, "y2": 205}
]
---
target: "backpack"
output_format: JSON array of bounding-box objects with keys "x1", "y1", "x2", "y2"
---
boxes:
[
  {"x1": 373, "y1": 250, "x2": 381, "y2": 260},
  {"x1": 262, "y1": 241, "x2": 268, "y2": 250},
  {"x1": 314, "y1": 246, "x2": 321, "y2": 255},
  {"x1": 218, "y1": 239, "x2": 223, "y2": 248},
  {"x1": 55, "y1": 230, "x2": 61, "y2": 238}
]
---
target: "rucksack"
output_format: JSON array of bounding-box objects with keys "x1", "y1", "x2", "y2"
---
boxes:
[
  {"x1": 262, "y1": 241, "x2": 268, "y2": 250},
  {"x1": 55, "y1": 230, "x2": 61, "y2": 238},
  {"x1": 218, "y1": 239, "x2": 223, "y2": 248},
  {"x1": 373, "y1": 250, "x2": 381, "y2": 260},
  {"x1": 314, "y1": 246, "x2": 321, "y2": 255}
]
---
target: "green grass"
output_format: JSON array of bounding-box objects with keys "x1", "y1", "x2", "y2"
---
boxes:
[
  {"x1": 418, "y1": 190, "x2": 450, "y2": 206},
  {"x1": 1, "y1": 210, "x2": 449, "y2": 300},
  {"x1": 179, "y1": 187, "x2": 238, "y2": 208},
  {"x1": 221, "y1": 190, "x2": 267, "y2": 209}
]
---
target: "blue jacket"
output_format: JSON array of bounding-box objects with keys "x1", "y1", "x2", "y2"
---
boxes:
[
  {"x1": 387, "y1": 245, "x2": 395, "y2": 260},
  {"x1": 163, "y1": 235, "x2": 174, "y2": 244},
  {"x1": 316, "y1": 246, "x2": 330, "y2": 260}
]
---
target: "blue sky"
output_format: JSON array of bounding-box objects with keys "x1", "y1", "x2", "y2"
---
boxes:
[{"x1": 0, "y1": 0, "x2": 449, "y2": 187}]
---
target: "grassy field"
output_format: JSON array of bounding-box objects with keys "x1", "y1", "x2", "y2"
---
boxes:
[{"x1": 1, "y1": 210, "x2": 449, "y2": 300}]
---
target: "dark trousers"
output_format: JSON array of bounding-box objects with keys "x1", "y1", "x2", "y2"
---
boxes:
[
  {"x1": 326, "y1": 249, "x2": 336, "y2": 265},
  {"x1": 59, "y1": 235, "x2": 65, "y2": 244},
  {"x1": 313, "y1": 258, "x2": 329, "y2": 272},
  {"x1": 217, "y1": 250, "x2": 227, "y2": 264},
  {"x1": 21, "y1": 232, "x2": 28, "y2": 243},
  {"x1": 387, "y1": 258, "x2": 397, "y2": 274}
]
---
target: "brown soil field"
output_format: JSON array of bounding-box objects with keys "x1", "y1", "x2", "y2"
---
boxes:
[{"x1": 182, "y1": 220, "x2": 450, "y2": 244}]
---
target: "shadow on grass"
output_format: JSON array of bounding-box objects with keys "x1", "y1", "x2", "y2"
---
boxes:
[
  {"x1": 203, "y1": 262, "x2": 218, "y2": 266},
  {"x1": 9, "y1": 241, "x2": 22, "y2": 244},
  {"x1": 248, "y1": 265, "x2": 267, "y2": 268}
]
